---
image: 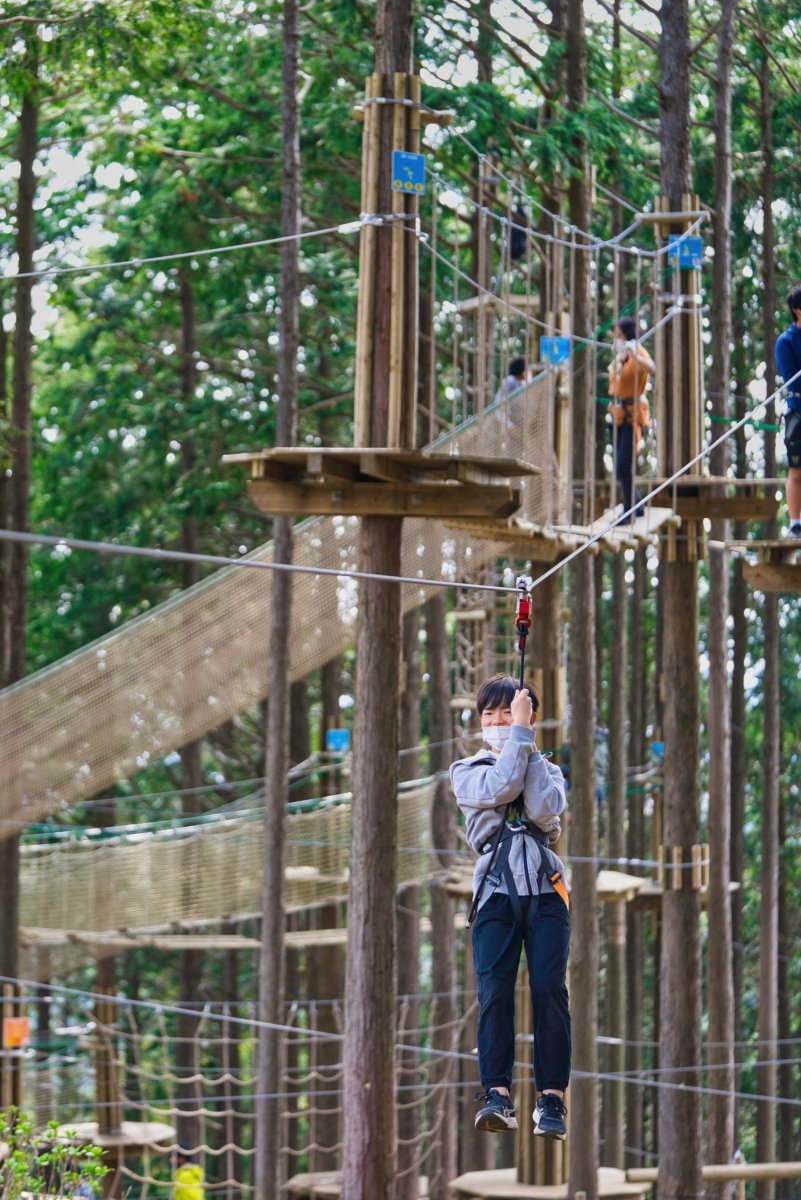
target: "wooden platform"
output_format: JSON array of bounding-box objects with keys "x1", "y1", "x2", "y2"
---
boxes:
[
  {"x1": 285, "y1": 1171, "x2": 427, "y2": 1198},
  {"x1": 550, "y1": 506, "x2": 677, "y2": 551},
  {"x1": 640, "y1": 475, "x2": 780, "y2": 521},
  {"x1": 725, "y1": 538, "x2": 801, "y2": 593},
  {"x1": 20, "y1": 928, "x2": 262, "y2": 952},
  {"x1": 442, "y1": 517, "x2": 584, "y2": 561},
  {"x1": 56, "y1": 1120, "x2": 174, "y2": 1151},
  {"x1": 450, "y1": 1166, "x2": 651, "y2": 1199},
  {"x1": 223, "y1": 446, "x2": 541, "y2": 518}
]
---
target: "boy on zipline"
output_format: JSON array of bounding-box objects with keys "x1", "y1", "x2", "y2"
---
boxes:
[{"x1": 451, "y1": 674, "x2": 571, "y2": 1139}]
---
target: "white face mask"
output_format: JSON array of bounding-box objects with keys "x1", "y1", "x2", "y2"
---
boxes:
[
  {"x1": 483, "y1": 724, "x2": 514, "y2": 752},
  {"x1": 613, "y1": 338, "x2": 628, "y2": 353}
]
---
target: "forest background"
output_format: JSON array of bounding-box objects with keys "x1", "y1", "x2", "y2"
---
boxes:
[{"x1": 1, "y1": 0, "x2": 801, "y2": 1194}]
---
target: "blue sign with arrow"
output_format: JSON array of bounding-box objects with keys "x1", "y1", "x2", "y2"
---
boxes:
[{"x1": 392, "y1": 150, "x2": 426, "y2": 194}]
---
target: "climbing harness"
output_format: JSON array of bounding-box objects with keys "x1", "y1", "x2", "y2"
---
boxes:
[{"x1": 470, "y1": 817, "x2": 570, "y2": 928}]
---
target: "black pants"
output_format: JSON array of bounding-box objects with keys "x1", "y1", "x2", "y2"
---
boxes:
[
  {"x1": 614, "y1": 421, "x2": 643, "y2": 517},
  {"x1": 785, "y1": 410, "x2": 801, "y2": 469},
  {"x1": 472, "y1": 892, "x2": 571, "y2": 1094}
]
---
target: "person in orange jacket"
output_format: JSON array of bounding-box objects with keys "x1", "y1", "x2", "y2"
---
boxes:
[{"x1": 607, "y1": 316, "x2": 654, "y2": 523}]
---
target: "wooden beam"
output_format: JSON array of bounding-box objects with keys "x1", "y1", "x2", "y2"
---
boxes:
[
  {"x1": 358, "y1": 451, "x2": 412, "y2": 482},
  {"x1": 247, "y1": 479, "x2": 521, "y2": 518},
  {"x1": 672, "y1": 496, "x2": 779, "y2": 520},
  {"x1": 743, "y1": 561, "x2": 801, "y2": 594},
  {"x1": 306, "y1": 452, "x2": 358, "y2": 482}
]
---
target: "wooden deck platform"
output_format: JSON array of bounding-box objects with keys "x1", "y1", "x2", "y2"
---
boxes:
[
  {"x1": 725, "y1": 538, "x2": 801, "y2": 593},
  {"x1": 56, "y1": 1120, "x2": 174, "y2": 1151},
  {"x1": 223, "y1": 446, "x2": 540, "y2": 518},
  {"x1": 451, "y1": 1166, "x2": 651, "y2": 1198},
  {"x1": 285, "y1": 1171, "x2": 427, "y2": 1198},
  {"x1": 639, "y1": 475, "x2": 780, "y2": 521}
]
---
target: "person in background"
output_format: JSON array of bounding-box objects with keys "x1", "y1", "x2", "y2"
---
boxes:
[
  {"x1": 494, "y1": 356, "x2": 528, "y2": 405},
  {"x1": 774, "y1": 284, "x2": 801, "y2": 539},
  {"x1": 607, "y1": 316, "x2": 654, "y2": 523},
  {"x1": 174, "y1": 1149, "x2": 204, "y2": 1200}
]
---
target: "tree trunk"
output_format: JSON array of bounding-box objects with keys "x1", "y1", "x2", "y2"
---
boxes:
[
  {"x1": 341, "y1": 4, "x2": 412, "y2": 1193},
  {"x1": 320, "y1": 656, "x2": 343, "y2": 795},
  {"x1": 657, "y1": 5, "x2": 702, "y2": 1199},
  {"x1": 777, "y1": 808, "x2": 794, "y2": 1197},
  {"x1": 289, "y1": 678, "x2": 312, "y2": 802},
  {"x1": 425, "y1": 592, "x2": 458, "y2": 1199},
  {"x1": 0, "y1": 59, "x2": 38, "y2": 989},
  {"x1": 0, "y1": 319, "x2": 9, "y2": 683},
  {"x1": 255, "y1": 1, "x2": 301, "y2": 1192},
  {"x1": 625, "y1": 547, "x2": 647, "y2": 1166},
  {"x1": 568, "y1": 554, "x2": 598, "y2": 1199},
  {"x1": 705, "y1": 3, "x2": 737, "y2": 1192},
  {"x1": 729, "y1": 288, "x2": 748, "y2": 1144},
  {"x1": 603, "y1": 553, "x2": 627, "y2": 1168},
  {"x1": 566, "y1": 0, "x2": 598, "y2": 1194},
  {"x1": 342, "y1": 517, "x2": 403, "y2": 1200},
  {"x1": 397, "y1": 613, "x2": 422, "y2": 1200},
  {"x1": 756, "y1": 47, "x2": 779, "y2": 1200}
]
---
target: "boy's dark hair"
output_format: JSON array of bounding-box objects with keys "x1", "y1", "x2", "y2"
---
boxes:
[
  {"x1": 787, "y1": 285, "x2": 801, "y2": 319},
  {"x1": 616, "y1": 315, "x2": 637, "y2": 341},
  {"x1": 508, "y1": 356, "x2": 526, "y2": 378},
  {"x1": 476, "y1": 673, "x2": 539, "y2": 715}
]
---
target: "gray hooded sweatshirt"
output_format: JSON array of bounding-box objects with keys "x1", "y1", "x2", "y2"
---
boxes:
[{"x1": 450, "y1": 723, "x2": 567, "y2": 911}]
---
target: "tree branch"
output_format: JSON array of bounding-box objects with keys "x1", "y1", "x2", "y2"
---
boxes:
[
  {"x1": 588, "y1": 88, "x2": 659, "y2": 136},
  {"x1": 591, "y1": 0, "x2": 658, "y2": 51}
]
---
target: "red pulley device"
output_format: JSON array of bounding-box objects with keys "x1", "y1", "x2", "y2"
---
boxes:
[{"x1": 515, "y1": 575, "x2": 533, "y2": 686}]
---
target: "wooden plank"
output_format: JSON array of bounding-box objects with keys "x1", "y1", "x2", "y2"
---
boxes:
[
  {"x1": 743, "y1": 561, "x2": 801, "y2": 594},
  {"x1": 247, "y1": 479, "x2": 521, "y2": 518},
  {"x1": 457, "y1": 293, "x2": 542, "y2": 315},
  {"x1": 306, "y1": 453, "x2": 358, "y2": 482},
  {"x1": 358, "y1": 451, "x2": 412, "y2": 483},
  {"x1": 444, "y1": 459, "x2": 541, "y2": 486},
  {"x1": 442, "y1": 519, "x2": 571, "y2": 559},
  {"x1": 672, "y1": 495, "x2": 778, "y2": 520},
  {"x1": 227, "y1": 446, "x2": 540, "y2": 478},
  {"x1": 726, "y1": 539, "x2": 801, "y2": 550}
]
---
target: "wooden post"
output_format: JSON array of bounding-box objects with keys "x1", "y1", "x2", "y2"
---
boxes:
[
  {"x1": 342, "y1": 9, "x2": 419, "y2": 1194},
  {"x1": 353, "y1": 72, "x2": 421, "y2": 449},
  {"x1": 1, "y1": 983, "x2": 24, "y2": 1112},
  {"x1": 354, "y1": 73, "x2": 381, "y2": 446},
  {"x1": 94, "y1": 987, "x2": 123, "y2": 1135}
]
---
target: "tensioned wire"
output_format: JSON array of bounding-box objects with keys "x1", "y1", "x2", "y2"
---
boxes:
[
  {"x1": 4, "y1": 219, "x2": 368, "y2": 283},
  {"x1": 426, "y1": 163, "x2": 705, "y2": 258},
  {"x1": 2, "y1": 976, "x2": 795, "y2": 1083},
  {"x1": 2, "y1": 121, "x2": 699, "y2": 286},
  {"x1": 416, "y1": 220, "x2": 695, "y2": 350},
  {"x1": 0, "y1": 357, "x2": 797, "y2": 611},
  {"x1": 4, "y1": 976, "x2": 800, "y2": 1110}
]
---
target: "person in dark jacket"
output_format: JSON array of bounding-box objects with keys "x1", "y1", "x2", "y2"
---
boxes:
[
  {"x1": 774, "y1": 284, "x2": 801, "y2": 538},
  {"x1": 451, "y1": 674, "x2": 570, "y2": 1140}
]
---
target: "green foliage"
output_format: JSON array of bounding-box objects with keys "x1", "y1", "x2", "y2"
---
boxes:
[{"x1": 0, "y1": 1109, "x2": 107, "y2": 1200}]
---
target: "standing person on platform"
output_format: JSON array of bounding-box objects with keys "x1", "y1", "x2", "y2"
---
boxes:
[
  {"x1": 494, "y1": 356, "x2": 528, "y2": 405},
  {"x1": 607, "y1": 316, "x2": 654, "y2": 523},
  {"x1": 451, "y1": 674, "x2": 571, "y2": 1140},
  {"x1": 774, "y1": 284, "x2": 801, "y2": 538}
]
